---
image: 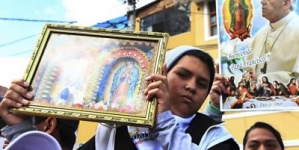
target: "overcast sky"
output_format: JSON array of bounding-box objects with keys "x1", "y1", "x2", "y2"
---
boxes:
[
  {"x1": 0, "y1": 0, "x2": 154, "y2": 87},
  {"x1": 0, "y1": 0, "x2": 153, "y2": 59}
]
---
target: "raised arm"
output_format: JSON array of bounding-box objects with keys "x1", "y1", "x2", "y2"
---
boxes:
[{"x1": 0, "y1": 79, "x2": 36, "y2": 142}]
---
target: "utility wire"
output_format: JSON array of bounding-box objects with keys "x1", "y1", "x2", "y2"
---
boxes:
[
  {"x1": 0, "y1": 17, "x2": 77, "y2": 23},
  {"x1": 0, "y1": 19, "x2": 81, "y2": 49},
  {"x1": 0, "y1": 16, "x2": 128, "y2": 49},
  {"x1": 0, "y1": 24, "x2": 129, "y2": 58},
  {"x1": 0, "y1": 17, "x2": 129, "y2": 57},
  {"x1": 0, "y1": 3, "x2": 128, "y2": 57},
  {"x1": 0, "y1": 49, "x2": 33, "y2": 58},
  {"x1": 0, "y1": 7, "x2": 128, "y2": 54},
  {"x1": 0, "y1": 33, "x2": 39, "y2": 48}
]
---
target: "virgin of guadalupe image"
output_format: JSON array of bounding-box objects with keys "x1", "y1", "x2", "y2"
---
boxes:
[
  {"x1": 226, "y1": 0, "x2": 252, "y2": 41},
  {"x1": 109, "y1": 58, "x2": 139, "y2": 108}
]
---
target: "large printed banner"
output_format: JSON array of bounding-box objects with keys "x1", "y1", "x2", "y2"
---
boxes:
[{"x1": 218, "y1": 0, "x2": 299, "y2": 111}]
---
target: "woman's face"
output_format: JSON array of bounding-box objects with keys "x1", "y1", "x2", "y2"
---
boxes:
[{"x1": 167, "y1": 55, "x2": 211, "y2": 118}]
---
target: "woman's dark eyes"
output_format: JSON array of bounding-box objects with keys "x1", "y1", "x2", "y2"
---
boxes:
[
  {"x1": 177, "y1": 72, "x2": 207, "y2": 88},
  {"x1": 177, "y1": 72, "x2": 188, "y2": 78},
  {"x1": 196, "y1": 82, "x2": 207, "y2": 88},
  {"x1": 266, "y1": 143, "x2": 277, "y2": 148},
  {"x1": 247, "y1": 143, "x2": 277, "y2": 149},
  {"x1": 248, "y1": 144, "x2": 258, "y2": 149}
]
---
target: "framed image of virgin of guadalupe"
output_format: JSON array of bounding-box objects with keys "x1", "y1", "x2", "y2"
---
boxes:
[
  {"x1": 218, "y1": 0, "x2": 299, "y2": 111},
  {"x1": 10, "y1": 24, "x2": 169, "y2": 127}
]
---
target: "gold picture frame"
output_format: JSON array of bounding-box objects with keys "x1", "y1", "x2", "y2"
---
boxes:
[{"x1": 10, "y1": 24, "x2": 169, "y2": 127}]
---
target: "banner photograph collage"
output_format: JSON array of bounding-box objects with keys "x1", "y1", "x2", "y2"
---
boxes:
[{"x1": 218, "y1": 0, "x2": 299, "y2": 111}]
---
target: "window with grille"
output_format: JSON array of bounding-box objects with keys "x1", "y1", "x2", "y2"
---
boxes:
[
  {"x1": 140, "y1": 2, "x2": 191, "y2": 36},
  {"x1": 208, "y1": 0, "x2": 217, "y2": 36}
]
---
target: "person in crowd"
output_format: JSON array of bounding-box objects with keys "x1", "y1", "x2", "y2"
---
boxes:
[
  {"x1": 1, "y1": 116, "x2": 79, "y2": 150},
  {"x1": 1, "y1": 86, "x2": 78, "y2": 150},
  {"x1": 79, "y1": 45, "x2": 239, "y2": 150},
  {"x1": 243, "y1": 121, "x2": 284, "y2": 150},
  {"x1": 0, "y1": 86, "x2": 8, "y2": 147},
  {"x1": 0, "y1": 45, "x2": 239, "y2": 150}
]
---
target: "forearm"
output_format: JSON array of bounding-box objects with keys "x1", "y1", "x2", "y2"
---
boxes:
[
  {"x1": 1, "y1": 117, "x2": 36, "y2": 142},
  {"x1": 151, "y1": 111, "x2": 199, "y2": 150},
  {"x1": 202, "y1": 102, "x2": 224, "y2": 122}
]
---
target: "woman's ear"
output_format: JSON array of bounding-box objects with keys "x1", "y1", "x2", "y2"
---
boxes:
[{"x1": 43, "y1": 117, "x2": 57, "y2": 134}]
